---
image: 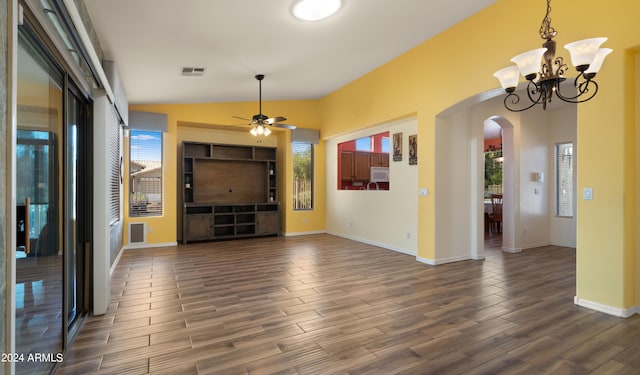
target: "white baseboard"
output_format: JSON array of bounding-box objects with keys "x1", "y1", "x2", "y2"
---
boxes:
[
  {"x1": 109, "y1": 246, "x2": 125, "y2": 276},
  {"x1": 417, "y1": 254, "x2": 475, "y2": 266},
  {"x1": 326, "y1": 231, "x2": 416, "y2": 257},
  {"x1": 123, "y1": 241, "x2": 178, "y2": 250},
  {"x1": 574, "y1": 296, "x2": 639, "y2": 318},
  {"x1": 283, "y1": 230, "x2": 326, "y2": 237},
  {"x1": 502, "y1": 246, "x2": 522, "y2": 253},
  {"x1": 416, "y1": 256, "x2": 435, "y2": 265}
]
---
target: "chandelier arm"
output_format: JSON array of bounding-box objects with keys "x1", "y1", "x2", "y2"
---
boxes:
[
  {"x1": 555, "y1": 76, "x2": 599, "y2": 103},
  {"x1": 503, "y1": 91, "x2": 542, "y2": 112},
  {"x1": 496, "y1": 0, "x2": 605, "y2": 112},
  {"x1": 525, "y1": 80, "x2": 547, "y2": 105}
]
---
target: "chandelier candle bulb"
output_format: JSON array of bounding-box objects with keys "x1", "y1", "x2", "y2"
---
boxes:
[
  {"x1": 493, "y1": 66, "x2": 521, "y2": 92},
  {"x1": 511, "y1": 48, "x2": 548, "y2": 80},
  {"x1": 563, "y1": 37, "x2": 608, "y2": 71},
  {"x1": 584, "y1": 48, "x2": 613, "y2": 75},
  {"x1": 493, "y1": 0, "x2": 609, "y2": 112}
]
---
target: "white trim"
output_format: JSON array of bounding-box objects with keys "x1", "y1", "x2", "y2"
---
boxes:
[
  {"x1": 518, "y1": 241, "x2": 550, "y2": 250},
  {"x1": 418, "y1": 253, "x2": 485, "y2": 265},
  {"x1": 416, "y1": 256, "x2": 435, "y2": 266},
  {"x1": 501, "y1": 246, "x2": 522, "y2": 253},
  {"x1": 123, "y1": 241, "x2": 178, "y2": 250},
  {"x1": 109, "y1": 247, "x2": 125, "y2": 276},
  {"x1": 503, "y1": 242, "x2": 562, "y2": 253},
  {"x1": 62, "y1": 0, "x2": 115, "y2": 103},
  {"x1": 283, "y1": 230, "x2": 326, "y2": 237},
  {"x1": 574, "y1": 296, "x2": 639, "y2": 318},
  {"x1": 326, "y1": 231, "x2": 416, "y2": 256},
  {"x1": 92, "y1": 96, "x2": 112, "y2": 315},
  {"x1": 7, "y1": 0, "x2": 19, "y2": 365}
]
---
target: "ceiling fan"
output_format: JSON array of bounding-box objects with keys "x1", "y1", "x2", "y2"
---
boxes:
[{"x1": 233, "y1": 74, "x2": 296, "y2": 136}]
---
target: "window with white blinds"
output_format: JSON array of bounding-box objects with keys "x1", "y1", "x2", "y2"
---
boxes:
[
  {"x1": 555, "y1": 142, "x2": 574, "y2": 217},
  {"x1": 129, "y1": 130, "x2": 163, "y2": 217},
  {"x1": 107, "y1": 105, "x2": 121, "y2": 225},
  {"x1": 292, "y1": 142, "x2": 313, "y2": 210}
]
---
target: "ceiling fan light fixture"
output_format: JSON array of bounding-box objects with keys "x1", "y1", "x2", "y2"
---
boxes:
[
  {"x1": 240, "y1": 74, "x2": 296, "y2": 136},
  {"x1": 293, "y1": 0, "x2": 342, "y2": 21},
  {"x1": 250, "y1": 124, "x2": 272, "y2": 137}
]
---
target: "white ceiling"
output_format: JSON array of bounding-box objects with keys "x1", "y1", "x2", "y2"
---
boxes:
[{"x1": 83, "y1": 0, "x2": 496, "y2": 105}]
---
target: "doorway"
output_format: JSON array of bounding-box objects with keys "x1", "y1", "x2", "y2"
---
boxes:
[{"x1": 480, "y1": 116, "x2": 515, "y2": 254}]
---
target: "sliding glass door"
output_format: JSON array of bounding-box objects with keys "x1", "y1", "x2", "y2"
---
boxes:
[
  {"x1": 64, "y1": 83, "x2": 92, "y2": 338},
  {"x1": 16, "y1": 19, "x2": 92, "y2": 375}
]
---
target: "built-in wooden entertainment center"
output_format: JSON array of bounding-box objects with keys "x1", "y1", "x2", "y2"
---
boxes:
[{"x1": 182, "y1": 141, "x2": 279, "y2": 243}]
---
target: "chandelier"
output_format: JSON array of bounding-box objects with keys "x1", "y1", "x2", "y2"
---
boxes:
[{"x1": 493, "y1": 0, "x2": 612, "y2": 112}]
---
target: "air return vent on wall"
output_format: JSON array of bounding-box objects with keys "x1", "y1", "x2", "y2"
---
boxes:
[
  {"x1": 129, "y1": 223, "x2": 146, "y2": 244},
  {"x1": 181, "y1": 67, "x2": 206, "y2": 76}
]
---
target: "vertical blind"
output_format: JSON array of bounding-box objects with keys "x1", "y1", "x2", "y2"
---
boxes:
[
  {"x1": 555, "y1": 142, "x2": 574, "y2": 217},
  {"x1": 107, "y1": 105, "x2": 121, "y2": 225}
]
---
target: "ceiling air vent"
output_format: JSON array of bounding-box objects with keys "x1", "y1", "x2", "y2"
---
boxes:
[{"x1": 181, "y1": 66, "x2": 206, "y2": 76}]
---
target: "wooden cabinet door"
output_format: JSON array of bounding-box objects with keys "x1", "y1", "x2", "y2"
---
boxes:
[
  {"x1": 370, "y1": 153, "x2": 380, "y2": 167},
  {"x1": 380, "y1": 153, "x2": 389, "y2": 167},
  {"x1": 256, "y1": 212, "x2": 279, "y2": 235},
  {"x1": 341, "y1": 151, "x2": 354, "y2": 180},
  {"x1": 370, "y1": 153, "x2": 390, "y2": 167},
  {"x1": 185, "y1": 214, "x2": 213, "y2": 241},
  {"x1": 354, "y1": 152, "x2": 371, "y2": 180}
]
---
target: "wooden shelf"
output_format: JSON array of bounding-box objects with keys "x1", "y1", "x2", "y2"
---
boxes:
[
  {"x1": 183, "y1": 203, "x2": 279, "y2": 243},
  {"x1": 182, "y1": 141, "x2": 279, "y2": 244}
]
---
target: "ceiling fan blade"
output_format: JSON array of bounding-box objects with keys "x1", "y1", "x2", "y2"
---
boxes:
[
  {"x1": 264, "y1": 116, "x2": 287, "y2": 125},
  {"x1": 232, "y1": 115, "x2": 250, "y2": 121},
  {"x1": 273, "y1": 123, "x2": 297, "y2": 130}
]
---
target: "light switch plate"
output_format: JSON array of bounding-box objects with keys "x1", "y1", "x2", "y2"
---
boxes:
[
  {"x1": 419, "y1": 188, "x2": 428, "y2": 196},
  {"x1": 583, "y1": 187, "x2": 593, "y2": 200}
]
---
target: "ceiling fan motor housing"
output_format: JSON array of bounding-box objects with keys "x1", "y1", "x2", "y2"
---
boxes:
[{"x1": 252, "y1": 113, "x2": 269, "y2": 124}]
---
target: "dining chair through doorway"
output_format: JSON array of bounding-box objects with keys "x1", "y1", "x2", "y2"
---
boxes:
[{"x1": 488, "y1": 194, "x2": 503, "y2": 234}]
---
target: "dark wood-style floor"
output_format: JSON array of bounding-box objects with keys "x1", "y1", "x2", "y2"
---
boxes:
[{"x1": 56, "y1": 234, "x2": 640, "y2": 374}]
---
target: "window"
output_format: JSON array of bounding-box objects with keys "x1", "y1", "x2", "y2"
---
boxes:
[
  {"x1": 355, "y1": 136, "x2": 372, "y2": 151},
  {"x1": 16, "y1": 130, "x2": 54, "y2": 238},
  {"x1": 337, "y1": 131, "x2": 390, "y2": 190},
  {"x1": 293, "y1": 142, "x2": 313, "y2": 210},
  {"x1": 555, "y1": 142, "x2": 573, "y2": 217},
  {"x1": 129, "y1": 130, "x2": 163, "y2": 217},
  {"x1": 381, "y1": 137, "x2": 390, "y2": 153}
]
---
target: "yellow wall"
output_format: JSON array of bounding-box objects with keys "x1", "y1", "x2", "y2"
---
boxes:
[
  {"x1": 319, "y1": 0, "x2": 640, "y2": 310},
  {"x1": 129, "y1": 0, "x2": 640, "y2": 311},
  {"x1": 126, "y1": 100, "x2": 325, "y2": 243}
]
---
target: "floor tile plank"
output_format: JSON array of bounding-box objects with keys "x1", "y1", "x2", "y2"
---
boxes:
[{"x1": 56, "y1": 234, "x2": 640, "y2": 374}]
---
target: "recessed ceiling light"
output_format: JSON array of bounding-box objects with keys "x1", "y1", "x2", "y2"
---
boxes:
[{"x1": 293, "y1": 0, "x2": 342, "y2": 21}]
